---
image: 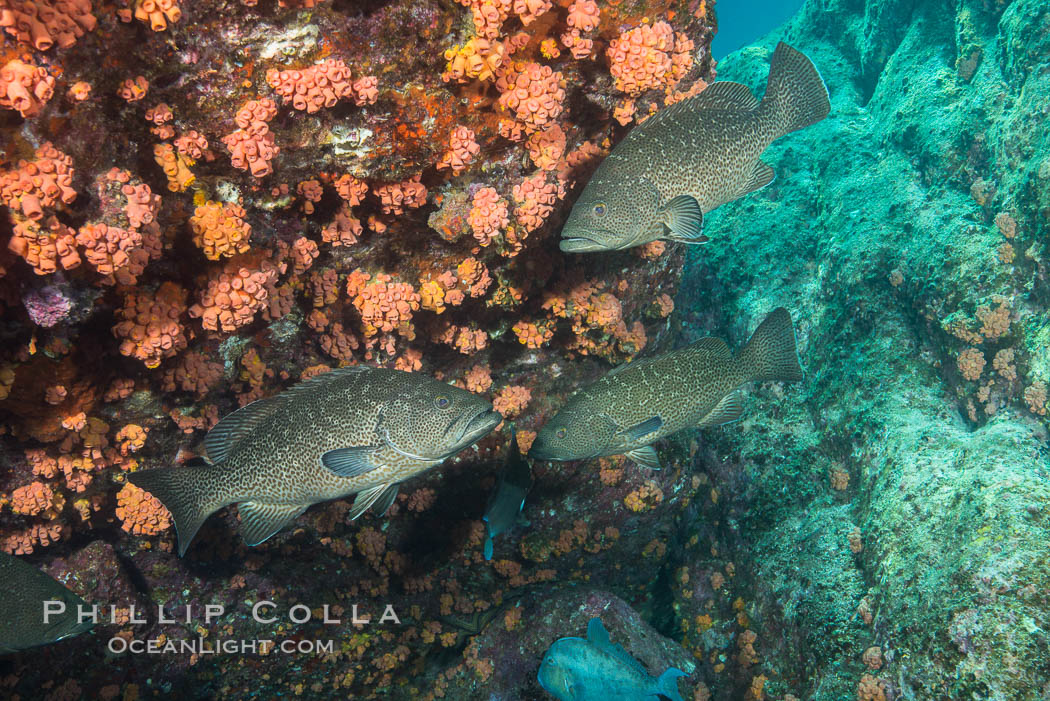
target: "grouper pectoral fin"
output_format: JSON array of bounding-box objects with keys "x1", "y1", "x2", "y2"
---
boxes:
[
  {"x1": 373, "y1": 483, "x2": 399, "y2": 516},
  {"x1": 658, "y1": 195, "x2": 706, "y2": 244},
  {"x1": 238, "y1": 502, "x2": 308, "y2": 547},
  {"x1": 617, "y1": 416, "x2": 663, "y2": 442},
  {"x1": 738, "y1": 160, "x2": 776, "y2": 198},
  {"x1": 699, "y1": 390, "x2": 746, "y2": 427},
  {"x1": 321, "y1": 446, "x2": 383, "y2": 477},
  {"x1": 625, "y1": 445, "x2": 661, "y2": 470},
  {"x1": 348, "y1": 483, "x2": 394, "y2": 521}
]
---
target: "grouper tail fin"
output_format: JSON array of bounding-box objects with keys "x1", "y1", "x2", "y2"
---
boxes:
[
  {"x1": 128, "y1": 461, "x2": 231, "y2": 557},
  {"x1": 760, "y1": 41, "x2": 831, "y2": 138},
  {"x1": 653, "y1": 667, "x2": 687, "y2": 701},
  {"x1": 738, "y1": 307, "x2": 804, "y2": 383}
]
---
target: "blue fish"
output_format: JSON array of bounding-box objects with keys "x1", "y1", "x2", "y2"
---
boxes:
[
  {"x1": 538, "y1": 617, "x2": 687, "y2": 700},
  {"x1": 482, "y1": 430, "x2": 532, "y2": 561}
]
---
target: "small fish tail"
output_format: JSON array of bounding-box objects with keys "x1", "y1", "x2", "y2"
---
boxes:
[
  {"x1": 739, "y1": 307, "x2": 804, "y2": 383},
  {"x1": 759, "y1": 41, "x2": 831, "y2": 138},
  {"x1": 127, "y1": 463, "x2": 231, "y2": 557},
  {"x1": 653, "y1": 667, "x2": 688, "y2": 701}
]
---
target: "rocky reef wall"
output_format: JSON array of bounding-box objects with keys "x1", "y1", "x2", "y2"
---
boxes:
[{"x1": 677, "y1": 0, "x2": 1050, "y2": 698}]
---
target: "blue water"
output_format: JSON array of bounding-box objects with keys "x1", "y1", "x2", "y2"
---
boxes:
[{"x1": 711, "y1": 0, "x2": 806, "y2": 59}]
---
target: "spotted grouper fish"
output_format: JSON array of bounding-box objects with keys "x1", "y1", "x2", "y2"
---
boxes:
[
  {"x1": 559, "y1": 42, "x2": 830, "y2": 253},
  {"x1": 130, "y1": 367, "x2": 502, "y2": 556},
  {"x1": 529, "y1": 308, "x2": 803, "y2": 468},
  {"x1": 1, "y1": 552, "x2": 93, "y2": 655},
  {"x1": 538, "y1": 617, "x2": 687, "y2": 701}
]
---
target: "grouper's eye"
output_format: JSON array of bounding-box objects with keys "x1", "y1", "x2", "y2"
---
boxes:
[
  {"x1": 555, "y1": 427, "x2": 567, "y2": 439},
  {"x1": 435, "y1": 395, "x2": 451, "y2": 409},
  {"x1": 593, "y1": 203, "x2": 606, "y2": 217}
]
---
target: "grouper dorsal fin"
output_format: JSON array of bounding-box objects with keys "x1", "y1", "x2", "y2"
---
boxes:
[
  {"x1": 285, "y1": 365, "x2": 370, "y2": 398},
  {"x1": 204, "y1": 394, "x2": 286, "y2": 463},
  {"x1": 638, "y1": 82, "x2": 758, "y2": 132},
  {"x1": 691, "y1": 81, "x2": 759, "y2": 111},
  {"x1": 238, "y1": 502, "x2": 307, "y2": 546},
  {"x1": 691, "y1": 337, "x2": 732, "y2": 359},
  {"x1": 586, "y1": 618, "x2": 651, "y2": 677}
]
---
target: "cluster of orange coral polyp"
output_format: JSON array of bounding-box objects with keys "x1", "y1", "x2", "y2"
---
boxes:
[
  {"x1": 468, "y1": 187, "x2": 509, "y2": 246},
  {"x1": 117, "y1": 75, "x2": 148, "y2": 102},
  {"x1": 0, "y1": 59, "x2": 54, "y2": 117},
  {"x1": 526, "y1": 124, "x2": 566, "y2": 171},
  {"x1": 115, "y1": 483, "x2": 171, "y2": 535},
  {"x1": 607, "y1": 20, "x2": 694, "y2": 96},
  {"x1": 190, "y1": 259, "x2": 279, "y2": 332},
  {"x1": 190, "y1": 201, "x2": 253, "y2": 260},
  {"x1": 512, "y1": 319, "x2": 553, "y2": 348},
  {"x1": 174, "y1": 130, "x2": 208, "y2": 159},
  {"x1": 442, "y1": 38, "x2": 506, "y2": 83},
  {"x1": 10, "y1": 481, "x2": 62, "y2": 517},
  {"x1": 134, "y1": 0, "x2": 181, "y2": 31},
  {"x1": 267, "y1": 59, "x2": 376, "y2": 113},
  {"x1": 0, "y1": 0, "x2": 97, "y2": 50},
  {"x1": 493, "y1": 385, "x2": 531, "y2": 418},
  {"x1": 513, "y1": 172, "x2": 557, "y2": 233},
  {"x1": 375, "y1": 175, "x2": 427, "y2": 216},
  {"x1": 8, "y1": 215, "x2": 80, "y2": 275},
  {"x1": 153, "y1": 143, "x2": 195, "y2": 192},
  {"x1": 437, "y1": 126, "x2": 480, "y2": 175},
  {"x1": 112, "y1": 281, "x2": 189, "y2": 368},
  {"x1": 0, "y1": 142, "x2": 76, "y2": 219},
  {"x1": 496, "y1": 62, "x2": 565, "y2": 136},
  {"x1": 223, "y1": 99, "x2": 279, "y2": 178},
  {"x1": 351, "y1": 272, "x2": 421, "y2": 337},
  {"x1": 333, "y1": 174, "x2": 368, "y2": 206},
  {"x1": 76, "y1": 223, "x2": 144, "y2": 280}
]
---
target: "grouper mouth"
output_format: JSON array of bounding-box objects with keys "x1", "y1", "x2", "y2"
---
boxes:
[
  {"x1": 559, "y1": 236, "x2": 607, "y2": 253},
  {"x1": 452, "y1": 408, "x2": 502, "y2": 449}
]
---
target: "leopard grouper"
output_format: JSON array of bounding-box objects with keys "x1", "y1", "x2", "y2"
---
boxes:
[
  {"x1": 130, "y1": 366, "x2": 502, "y2": 556},
  {"x1": 529, "y1": 308, "x2": 803, "y2": 468}
]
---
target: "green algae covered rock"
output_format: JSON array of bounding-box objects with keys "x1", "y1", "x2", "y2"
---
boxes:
[{"x1": 677, "y1": 0, "x2": 1050, "y2": 698}]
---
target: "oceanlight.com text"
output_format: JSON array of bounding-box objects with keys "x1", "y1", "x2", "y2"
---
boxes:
[{"x1": 107, "y1": 637, "x2": 335, "y2": 655}]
